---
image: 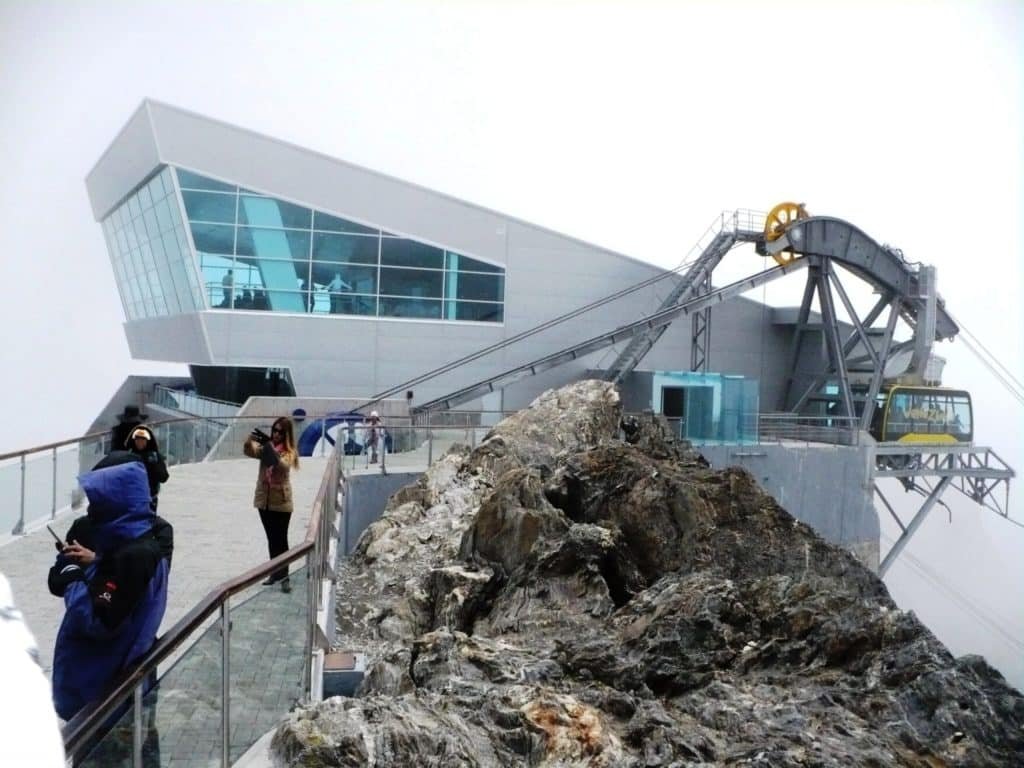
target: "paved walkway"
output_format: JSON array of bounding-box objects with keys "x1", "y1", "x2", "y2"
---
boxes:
[
  {"x1": 0, "y1": 457, "x2": 326, "y2": 680},
  {"x1": 0, "y1": 440, "x2": 451, "y2": 766}
]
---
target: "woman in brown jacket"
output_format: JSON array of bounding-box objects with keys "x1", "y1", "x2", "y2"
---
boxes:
[{"x1": 243, "y1": 417, "x2": 299, "y2": 592}]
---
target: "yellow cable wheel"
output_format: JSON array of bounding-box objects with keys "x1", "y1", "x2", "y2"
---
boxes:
[{"x1": 764, "y1": 202, "x2": 808, "y2": 266}]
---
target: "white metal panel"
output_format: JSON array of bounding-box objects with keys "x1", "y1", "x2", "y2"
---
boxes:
[{"x1": 85, "y1": 103, "x2": 162, "y2": 220}]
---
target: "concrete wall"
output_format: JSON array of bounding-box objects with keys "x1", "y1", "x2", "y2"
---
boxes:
[
  {"x1": 698, "y1": 442, "x2": 879, "y2": 570},
  {"x1": 340, "y1": 472, "x2": 420, "y2": 556}
]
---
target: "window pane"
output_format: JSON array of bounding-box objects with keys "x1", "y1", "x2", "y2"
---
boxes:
[
  {"x1": 236, "y1": 227, "x2": 310, "y2": 262},
  {"x1": 147, "y1": 172, "x2": 166, "y2": 201},
  {"x1": 310, "y1": 262, "x2": 378, "y2": 297},
  {"x1": 137, "y1": 183, "x2": 153, "y2": 210},
  {"x1": 238, "y1": 195, "x2": 311, "y2": 230},
  {"x1": 453, "y1": 272, "x2": 504, "y2": 302},
  {"x1": 379, "y1": 296, "x2": 442, "y2": 319},
  {"x1": 381, "y1": 238, "x2": 443, "y2": 270},
  {"x1": 312, "y1": 232, "x2": 379, "y2": 265},
  {"x1": 176, "y1": 168, "x2": 236, "y2": 193},
  {"x1": 182, "y1": 191, "x2": 236, "y2": 223},
  {"x1": 446, "y1": 251, "x2": 502, "y2": 274},
  {"x1": 454, "y1": 301, "x2": 504, "y2": 322},
  {"x1": 313, "y1": 211, "x2": 377, "y2": 235},
  {"x1": 190, "y1": 222, "x2": 235, "y2": 254},
  {"x1": 150, "y1": 235, "x2": 166, "y2": 263},
  {"x1": 142, "y1": 209, "x2": 160, "y2": 242},
  {"x1": 153, "y1": 198, "x2": 175, "y2": 234},
  {"x1": 379, "y1": 266, "x2": 443, "y2": 299},
  {"x1": 160, "y1": 167, "x2": 175, "y2": 193}
]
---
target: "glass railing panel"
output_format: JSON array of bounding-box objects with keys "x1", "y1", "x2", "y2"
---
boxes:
[
  {"x1": 0, "y1": 457, "x2": 22, "y2": 533},
  {"x1": 54, "y1": 444, "x2": 80, "y2": 515},
  {"x1": 75, "y1": 565, "x2": 308, "y2": 767},
  {"x1": 21, "y1": 450, "x2": 57, "y2": 527},
  {"x1": 227, "y1": 563, "x2": 308, "y2": 761}
]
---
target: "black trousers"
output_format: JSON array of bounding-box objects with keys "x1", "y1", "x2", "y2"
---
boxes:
[{"x1": 259, "y1": 508, "x2": 292, "y2": 582}]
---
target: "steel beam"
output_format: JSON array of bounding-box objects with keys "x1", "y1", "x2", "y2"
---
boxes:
[{"x1": 878, "y1": 476, "x2": 952, "y2": 577}]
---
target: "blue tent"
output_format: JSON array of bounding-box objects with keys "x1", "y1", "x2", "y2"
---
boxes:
[{"x1": 296, "y1": 411, "x2": 392, "y2": 457}]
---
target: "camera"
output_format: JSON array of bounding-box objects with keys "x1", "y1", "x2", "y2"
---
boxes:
[{"x1": 250, "y1": 428, "x2": 272, "y2": 445}]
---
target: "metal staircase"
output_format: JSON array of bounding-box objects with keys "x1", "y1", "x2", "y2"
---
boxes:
[{"x1": 603, "y1": 230, "x2": 737, "y2": 384}]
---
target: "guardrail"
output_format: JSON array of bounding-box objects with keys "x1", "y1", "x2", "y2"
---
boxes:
[
  {"x1": 151, "y1": 385, "x2": 241, "y2": 420},
  {"x1": 61, "y1": 421, "x2": 343, "y2": 767},
  {"x1": 757, "y1": 413, "x2": 862, "y2": 446}
]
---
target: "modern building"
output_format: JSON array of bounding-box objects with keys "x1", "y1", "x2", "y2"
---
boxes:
[{"x1": 85, "y1": 100, "x2": 801, "y2": 411}]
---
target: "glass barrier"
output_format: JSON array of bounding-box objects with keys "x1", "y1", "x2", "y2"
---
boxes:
[
  {"x1": 76, "y1": 564, "x2": 310, "y2": 767},
  {"x1": 152, "y1": 386, "x2": 240, "y2": 421}
]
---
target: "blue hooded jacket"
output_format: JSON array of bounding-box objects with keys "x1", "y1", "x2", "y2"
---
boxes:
[{"x1": 52, "y1": 461, "x2": 171, "y2": 721}]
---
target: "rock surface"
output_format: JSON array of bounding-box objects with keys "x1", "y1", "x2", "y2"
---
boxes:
[{"x1": 272, "y1": 380, "x2": 1024, "y2": 767}]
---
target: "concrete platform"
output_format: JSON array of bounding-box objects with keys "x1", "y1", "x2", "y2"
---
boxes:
[{"x1": 0, "y1": 456, "x2": 326, "y2": 679}]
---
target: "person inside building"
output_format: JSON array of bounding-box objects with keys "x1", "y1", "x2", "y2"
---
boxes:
[
  {"x1": 243, "y1": 417, "x2": 299, "y2": 592},
  {"x1": 326, "y1": 272, "x2": 351, "y2": 313},
  {"x1": 48, "y1": 452, "x2": 173, "y2": 764},
  {"x1": 221, "y1": 268, "x2": 234, "y2": 308},
  {"x1": 110, "y1": 404, "x2": 148, "y2": 453},
  {"x1": 126, "y1": 426, "x2": 170, "y2": 509}
]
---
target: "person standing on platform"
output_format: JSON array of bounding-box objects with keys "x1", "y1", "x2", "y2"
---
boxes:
[
  {"x1": 48, "y1": 454, "x2": 173, "y2": 725},
  {"x1": 367, "y1": 410, "x2": 382, "y2": 464},
  {"x1": 243, "y1": 417, "x2": 299, "y2": 592},
  {"x1": 126, "y1": 426, "x2": 170, "y2": 510},
  {"x1": 110, "y1": 404, "x2": 148, "y2": 454}
]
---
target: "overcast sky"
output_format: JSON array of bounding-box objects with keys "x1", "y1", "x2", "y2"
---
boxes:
[{"x1": 1, "y1": 1, "x2": 1021, "y2": 685}]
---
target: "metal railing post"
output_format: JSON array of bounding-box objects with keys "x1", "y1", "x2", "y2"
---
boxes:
[
  {"x1": 320, "y1": 419, "x2": 326, "y2": 457},
  {"x1": 427, "y1": 424, "x2": 434, "y2": 466},
  {"x1": 52, "y1": 446, "x2": 58, "y2": 519},
  {"x1": 132, "y1": 681, "x2": 144, "y2": 767},
  {"x1": 220, "y1": 601, "x2": 231, "y2": 767},
  {"x1": 14, "y1": 455, "x2": 26, "y2": 535},
  {"x1": 303, "y1": 551, "x2": 314, "y2": 698}
]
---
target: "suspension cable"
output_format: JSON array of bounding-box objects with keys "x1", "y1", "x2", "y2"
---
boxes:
[
  {"x1": 880, "y1": 531, "x2": 1024, "y2": 653},
  {"x1": 947, "y1": 311, "x2": 1024, "y2": 402}
]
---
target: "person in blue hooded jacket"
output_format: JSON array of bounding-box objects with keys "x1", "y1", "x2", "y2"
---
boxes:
[{"x1": 47, "y1": 452, "x2": 173, "y2": 723}]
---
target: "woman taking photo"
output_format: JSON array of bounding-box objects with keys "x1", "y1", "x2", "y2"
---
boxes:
[{"x1": 243, "y1": 417, "x2": 299, "y2": 592}]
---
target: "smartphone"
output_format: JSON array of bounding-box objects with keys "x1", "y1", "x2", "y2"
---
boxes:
[{"x1": 46, "y1": 524, "x2": 64, "y2": 546}]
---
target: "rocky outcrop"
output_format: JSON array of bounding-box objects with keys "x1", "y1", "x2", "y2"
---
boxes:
[{"x1": 273, "y1": 380, "x2": 1024, "y2": 767}]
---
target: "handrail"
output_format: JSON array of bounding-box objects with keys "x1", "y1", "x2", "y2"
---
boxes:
[
  {"x1": 61, "y1": 446, "x2": 338, "y2": 762},
  {"x1": 152, "y1": 384, "x2": 242, "y2": 409},
  {"x1": 0, "y1": 414, "x2": 306, "y2": 463}
]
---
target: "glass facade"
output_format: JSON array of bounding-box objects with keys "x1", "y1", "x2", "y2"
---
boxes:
[
  {"x1": 175, "y1": 169, "x2": 505, "y2": 322},
  {"x1": 101, "y1": 167, "x2": 203, "y2": 320},
  {"x1": 654, "y1": 371, "x2": 760, "y2": 444}
]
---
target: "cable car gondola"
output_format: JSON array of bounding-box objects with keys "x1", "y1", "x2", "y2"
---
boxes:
[{"x1": 869, "y1": 386, "x2": 973, "y2": 444}]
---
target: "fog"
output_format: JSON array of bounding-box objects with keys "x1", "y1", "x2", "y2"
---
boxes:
[{"x1": 1, "y1": 1, "x2": 1021, "y2": 688}]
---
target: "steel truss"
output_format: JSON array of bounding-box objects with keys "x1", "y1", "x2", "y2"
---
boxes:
[{"x1": 874, "y1": 444, "x2": 1015, "y2": 576}]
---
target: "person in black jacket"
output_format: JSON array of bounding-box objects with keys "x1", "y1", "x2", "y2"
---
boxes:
[
  {"x1": 125, "y1": 426, "x2": 169, "y2": 509},
  {"x1": 110, "y1": 405, "x2": 148, "y2": 453}
]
